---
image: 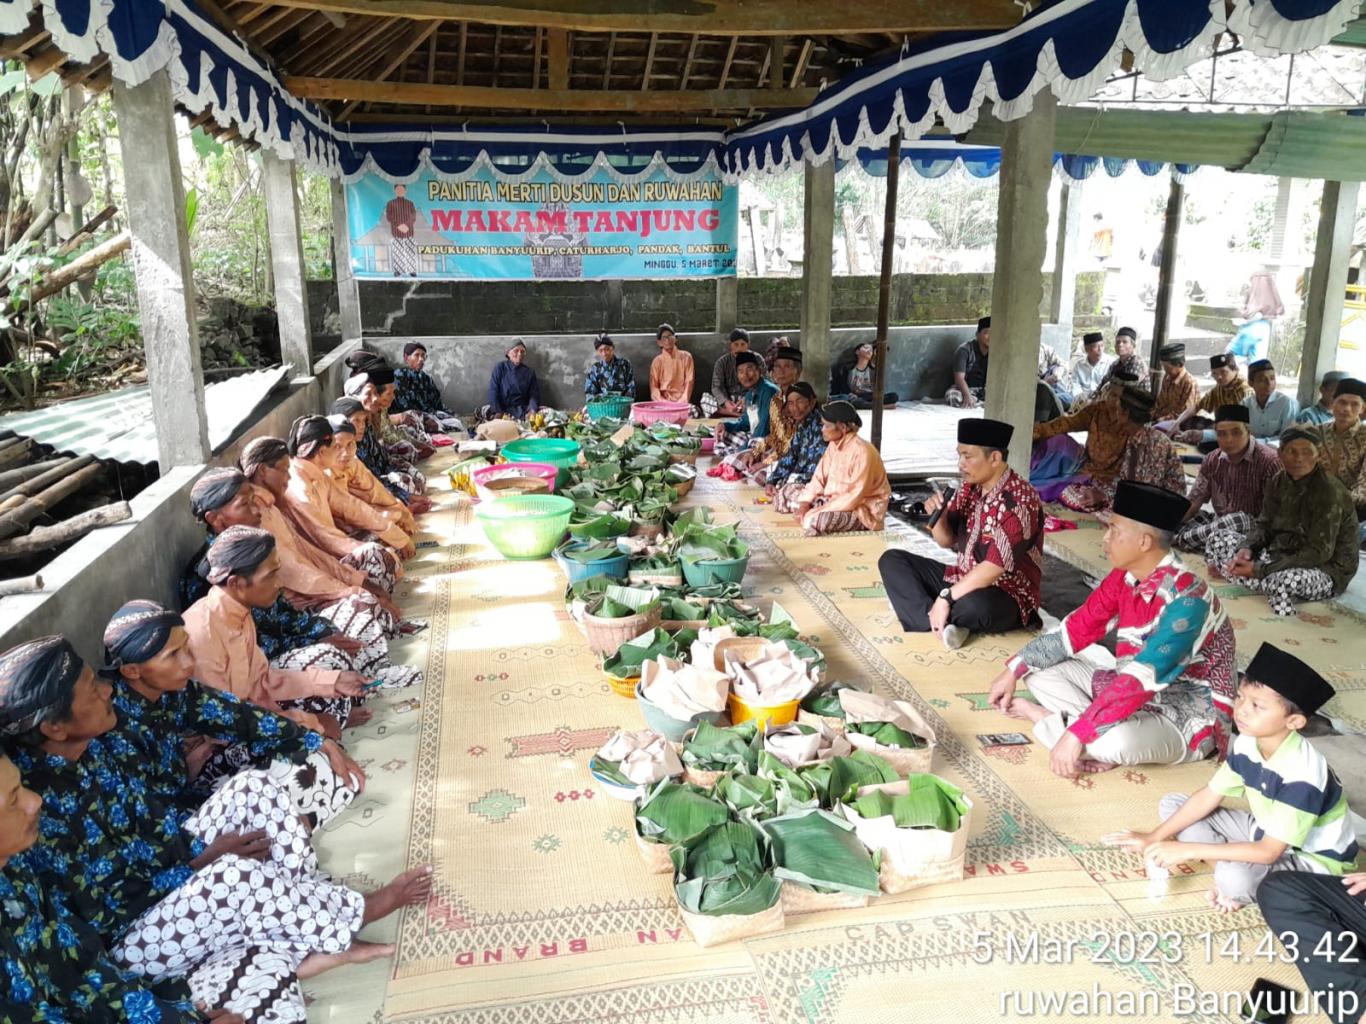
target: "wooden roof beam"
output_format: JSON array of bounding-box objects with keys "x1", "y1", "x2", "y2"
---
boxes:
[
  {"x1": 243, "y1": 0, "x2": 1019, "y2": 34},
  {"x1": 284, "y1": 75, "x2": 818, "y2": 111},
  {"x1": 546, "y1": 28, "x2": 569, "y2": 91},
  {"x1": 337, "y1": 20, "x2": 439, "y2": 119}
]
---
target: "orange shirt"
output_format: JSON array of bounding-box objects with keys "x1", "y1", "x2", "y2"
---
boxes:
[
  {"x1": 341, "y1": 457, "x2": 414, "y2": 532},
  {"x1": 252, "y1": 486, "x2": 365, "y2": 606},
  {"x1": 321, "y1": 468, "x2": 410, "y2": 549},
  {"x1": 798, "y1": 431, "x2": 892, "y2": 531},
  {"x1": 183, "y1": 586, "x2": 339, "y2": 731},
  {"x1": 649, "y1": 349, "x2": 694, "y2": 403},
  {"x1": 281, "y1": 457, "x2": 367, "y2": 561}
]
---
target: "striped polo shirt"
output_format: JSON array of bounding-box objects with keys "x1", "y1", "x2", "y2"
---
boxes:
[{"x1": 1208, "y1": 731, "x2": 1360, "y2": 875}]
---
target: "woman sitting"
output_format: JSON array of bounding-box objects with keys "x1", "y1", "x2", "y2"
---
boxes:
[
  {"x1": 344, "y1": 364, "x2": 430, "y2": 505},
  {"x1": 720, "y1": 350, "x2": 804, "y2": 481},
  {"x1": 323, "y1": 415, "x2": 416, "y2": 557},
  {"x1": 281, "y1": 415, "x2": 406, "y2": 593},
  {"x1": 103, "y1": 598, "x2": 361, "y2": 825},
  {"x1": 713, "y1": 352, "x2": 779, "y2": 458},
  {"x1": 0, "y1": 635, "x2": 432, "y2": 1022},
  {"x1": 832, "y1": 343, "x2": 898, "y2": 409},
  {"x1": 766, "y1": 384, "x2": 827, "y2": 509},
  {"x1": 330, "y1": 397, "x2": 418, "y2": 533},
  {"x1": 0, "y1": 750, "x2": 213, "y2": 1022},
  {"x1": 392, "y1": 342, "x2": 463, "y2": 434},
  {"x1": 483, "y1": 340, "x2": 541, "y2": 420},
  {"x1": 790, "y1": 400, "x2": 891, "y2": 535},
  {"x1": 183, "y1": 525, "x2": 372, "y2": 739},
  {"x1": 346, "y1": 352, "x2": 434, "y2": 462}
]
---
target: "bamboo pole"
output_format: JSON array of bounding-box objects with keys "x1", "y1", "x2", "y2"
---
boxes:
[
  {"x1": 0, "y1": 457, "x2": 68, "y2": 492},
  {"x1": 0, "y1": 460, "x2": 104, "y2": 540},
  {"x1": 0, "y1": 438, "x2": 31, "y2": 469},
  {"x1": 870, "y1": 132, "x2": 900, "y2": 452},
  {"x1": 0, "y1": 454, "x2": 85, "y2": 505},
  {"x1": 0, "y1": 501, "x2": 130, "y2": 559},
  {"x1": 0, "y1": 574, "x2": 42, "y2": 596}
]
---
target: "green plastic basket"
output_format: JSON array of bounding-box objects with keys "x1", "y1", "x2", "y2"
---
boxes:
[
  {"x1": 681, "y1": 554, "x2": 750, "y2": 588},
  {"x1": 474, "y1": 494, "x2": 574, "y2": 559},
  {"x1": 586, "y1": 394, "x2": 634, "y2": 420},
  {"x1": 500, "y1": 438, "x2": 583, "y2": 488}
]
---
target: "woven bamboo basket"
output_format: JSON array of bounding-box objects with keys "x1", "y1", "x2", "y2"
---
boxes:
[
  {"x1": 671, "y1": 475, "x2": 696, "y2": 498},
  {"x1": 677, "y1": 899, "x2": 784, "y2": 947},
  {"x1": 779, "y1": 881, "x2": 870, "y2": 914},
  {"x1": 634, "y1": 830, "x2": 675, "y2": 874},
  {"x1": 584, "y1": 603, "x2": 662, "y2": 656}
]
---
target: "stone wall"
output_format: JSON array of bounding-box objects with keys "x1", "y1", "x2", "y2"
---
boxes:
[{"x1": 307, "y1": 271, "x2": 1106, "y2": 339}]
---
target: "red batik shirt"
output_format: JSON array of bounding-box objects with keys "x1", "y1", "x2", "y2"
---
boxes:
[
  {"x1": 943, "y1": 468, "x2": 1044, "y2": 627},
  {"x1": 1005, "y1": 553, "x2": 1237, "y2": 758}
]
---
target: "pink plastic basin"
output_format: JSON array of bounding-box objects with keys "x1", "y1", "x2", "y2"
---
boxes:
[
  {"x1": 630, "y1": 401, "x2": 691, "y2": 426},
  {"x1": 471, "y1": 462, "x2": 558, "y2": 502}
]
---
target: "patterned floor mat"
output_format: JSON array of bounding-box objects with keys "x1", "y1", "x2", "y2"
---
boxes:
[{"x1": 304, "y1": 457, "x2": 1321, "y2": 1023}]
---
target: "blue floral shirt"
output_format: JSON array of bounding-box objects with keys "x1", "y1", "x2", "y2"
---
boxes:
[
  {"x1": 110, "y1": 679, "x2": 321, "y2": 813},
  {"x1": 179, "y1": 538, "x2": 335, "y2": 661},
  {"x1": 584, "y1": 357, "x2": 636, "y2": 399},
  {"x1": 1, "y1": 855, "x2": 196, "y2": 1022},
  {"x1": 767, "y1": 411, "x2": 827, "y2": 486},
  {"x1": 10, "y1": 747, "x2": 202, "y2": 940},
  {"x1": 357, "y1": 423, "x2": 411, "y2": 503},
  {"x1": 392, "y1": 366, "x2": 449, "y2": 415}
]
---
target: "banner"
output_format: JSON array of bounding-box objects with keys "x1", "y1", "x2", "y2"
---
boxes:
[{"x1": 345, "y1": 166, "x2": 737, "y2": 281}]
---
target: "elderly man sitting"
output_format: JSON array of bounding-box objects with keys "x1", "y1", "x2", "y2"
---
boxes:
[
  {"x1": 878, "y1": 418, "x2": 1043, "y2": 651},
  {"x1": 791, "y1": 400, "x2": 891, "y2": 536},
  {"x1": 1172, "y1": 405, "x2": 1281, "y2": 553},
  {"x1": 987, "y1": 481, "x2": 1236, "y2": 777},
  {"x1": 1204, "y1": 425, "x2": 1359, "y2": 617}
]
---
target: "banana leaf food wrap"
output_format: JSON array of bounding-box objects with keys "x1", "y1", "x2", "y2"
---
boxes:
[
  {"x1": 725, "y1": 642, "x2": 817, "y2": 705},
  {"x1": 836, "y1": 690, "x2": 936, "y2": 773},
  {"x1": 587, "y1": 584, "x2": 660, "y2": 620},
  {"x1": 797, "y1": 750, "x2": 900, "y2": 808},
  {"x1": 601, "y1": 627, "x2": 680, "y2": 680},
  {"x1": 759, "y1": 808, "x2": 881, "y2": 897},
  {"x1": 635, "y1": 779, "x2": 730, "y2": 847},
  {"x1": 589, "y1": 729, "x2": 682, "y2": 787},
  {"x1": 837, "y1": 775, "x2": 973, "y2": 894},
  {"x1": 670, "y1": 820, "x2": 784, "y2": 944},
  {"x1": 681, "y1": 721, "x2": 762, "y2": 775}
]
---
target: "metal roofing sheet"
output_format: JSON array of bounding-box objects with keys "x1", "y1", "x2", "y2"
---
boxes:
[{"x1": 0, "y1": 367, "x2": 292, "y2": 466}]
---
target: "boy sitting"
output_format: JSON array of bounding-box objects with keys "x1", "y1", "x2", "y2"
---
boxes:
[{"x1": 1106, "y1": 643, "x2": 1358, "y2": 912}]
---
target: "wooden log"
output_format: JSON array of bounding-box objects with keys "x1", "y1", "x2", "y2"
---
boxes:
[
  {"x1": 0, "y1": 436, "x2": 21, "y2": 453},
  {"x1": 0, "y1": 454, "x2": 85, "y2": 505},
  {"x1": 0, "y1": 457, "x2": 68, "y2": 492},
  {"x1": 0, "y1": 460, "x2": 104, "y2": 540},
  {"x1": 0, "y1": 574, "x2": 43, "y2": 597},
  {"x1": 18, "y1": 231, "x2": 130, "y2": 309},
  {"x1": 0, "y1": 438, "x2": 31, "y2": 469},
  {"x1": 0, "y1": 496, "x2": 24, "y2": 514},
  {"x1": 0, "y1": 501, "x2": 131, "y2": 559}
]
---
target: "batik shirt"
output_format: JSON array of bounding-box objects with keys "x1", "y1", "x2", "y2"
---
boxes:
[
  {"x1": 1033, "y1": 398, "x2": 1131, "y2": 483},
  {"x1": 179, "y1": 539, "x2": 334, "y2": 661},
  {"x1": 1153, "y1": 368, "x2": 1198, "y2": 422},
  {"x1": 1309, "y1": 421, "x2": 1366, "y2": 508},
  {"x1": 1099, "y1": 353, "x2": 1146, "y2": 391},
  {"x1": 357, "y1": 423, "x2": 410, "y2": 503},
  {"x1": 766, "y1": 412, "x2": 826, "y2": 487},
  {"x1": 746, "y1": 393, "x2": 798, "y2": 467},
  {"x1": 1006, "y1": 552, "x2": 1237, "y2": 758},
  {"x1": 1195, "y1": 376, "x2": 1252, "y2": 414},
  {"x1": 1, "y1": 854, "x2": 195, "y2": 1022},
  {"x1": 585, "y1": 357, "x2": 636, "y2": 399},
  {"x1": 1186, "y1": 439, "x2": 1281, "y2": 518},
  {"x1": 110, "y1": 679, "x2": 321, "y2": 815},
  {"x1": 942, "y1": 468, "x2": 1044, "y2": 626},
  {"x1": 1117, "y1": 426, "x2": 1187, "y2": 497},
  {"x1": 11, "y1": 747, "x2": 202, "y2": 938},
  {"x1": 393, "y1": 366, "x2": 449, "y2": 415},
  {"x1": 1244, "y1": 465, "x2": 1359, "y2": 594}
]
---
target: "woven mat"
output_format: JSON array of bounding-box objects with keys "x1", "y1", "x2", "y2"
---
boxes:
[
  {"x1": 305, "y1": 458, "x2": 1313, "y2": 1023},
  {"x1": 1040, "y1": 503, "x2": 1366, "y2": 731}
]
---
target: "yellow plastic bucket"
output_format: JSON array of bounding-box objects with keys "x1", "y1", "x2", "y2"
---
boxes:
[{"x1": 727, "y1": 692, "x2": 799, "y2": 729}]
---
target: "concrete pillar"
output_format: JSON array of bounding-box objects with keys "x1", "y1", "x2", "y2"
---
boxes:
[
  {"x1": 1049, "y1": 180, "x2": 1081, "y2": 339},
  {"x1": 329, "y1": 178, "x2": 362, "y2": 343},
  {"x1": 715, "y1": 276, "x2": 738, "y2": 336},
  {"x1": 262, "y1": 151, "x2": 313, "y2": 374},
  {"x1": 801, "y1": 159, "x2": 835, "y2": 397},
  {"x1": 110, "y1": 71, "x2": 209, "y2": 470},
  {"x1": 986, "y1": 92, "x2": 1056, "y2": 473},
  {"x1": 1298, "y1": 179, "x2": 1361, "y2": 407}
]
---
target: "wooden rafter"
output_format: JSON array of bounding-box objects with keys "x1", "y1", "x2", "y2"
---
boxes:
[
  {"x1": 195, "y1": 0, "x2": 279, "y2": 69},
  {"x1": 284, "y1": 75, "x2": 819, "y2": 111},
  {"x1": 237, "y1": 0, "x2": 1019, "y2": 35},
  {"x1": 601, "y1": 31, "x2": 615, "y2": 89},
  {"x1": 254, "y1": 8, "x2": 315, "y2": 47},
  {"x1": 328, "y1": 19, "x2": 410, "y2": 80},
  {"x1": 717, "y1": 36, "x2": 737, "y2": 89},
  {"x1": 768, "y1": 36, "x2": 784, "y2": 90},
  {"x1": 789, "y1": 38, "x2": 813, "y2": 87},
  {"x1": 547, "y1": 28, "x2": 569, "y2": 91},
  {"x1": 680, "y1": 33, "x2": 699, "y2": 90},
  {"x1": 457, "y1": 21, "x2": 468, "y2": 85},
  {"x1": 337, "y1": 20, "x2": 439, "y2": 119},
  {"x1": 641, "y1": 33, "x2": 656, "y2": 91}
]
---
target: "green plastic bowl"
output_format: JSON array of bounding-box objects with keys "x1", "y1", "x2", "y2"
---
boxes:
[
  {"x1": 681, "y1": 554, "x2": 750, "y2": 588},
  {"x1": 474, "y1": 494, "x2": 574, "y2": 559},
  {"x1": 501, "y1": 438, "x2": 583, "y2": 488}
]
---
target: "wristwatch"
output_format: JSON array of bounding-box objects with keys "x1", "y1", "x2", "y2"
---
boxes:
[{"x1": 938, "y1": 587, "x2": 955, "y2": 606}]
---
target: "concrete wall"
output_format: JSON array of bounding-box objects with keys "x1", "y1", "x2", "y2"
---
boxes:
[
  {"x1": 0, "y1": 340, "x2": 354, "y2": 665},
  {"x1": 307, "y1": 271, "x2": 1106, "y2": 339},
  {"x1": 367, "y1": 321, "x2": 1072, "y2": 413}
]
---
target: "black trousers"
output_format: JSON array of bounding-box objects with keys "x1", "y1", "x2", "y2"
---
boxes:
[
  {"x1": 878, "y1": 549, "x2": 1023, "y2": 634},
  {"x1": 1257, "y1": 871, "x2": 1366, "y2": 1024}
]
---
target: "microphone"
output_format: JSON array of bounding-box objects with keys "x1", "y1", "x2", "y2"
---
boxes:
[{"x1": 927, "y1": 485, "x2": 955, "y2": 529}]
